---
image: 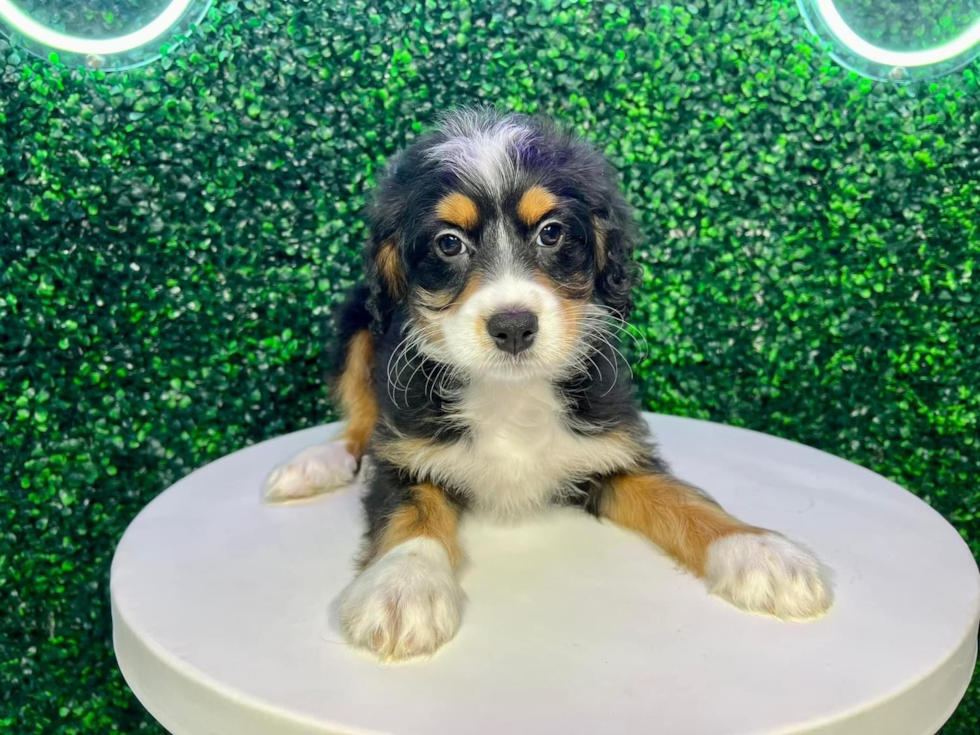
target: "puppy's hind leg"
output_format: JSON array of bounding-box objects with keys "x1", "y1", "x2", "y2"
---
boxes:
[
  {"x1": 265, "y1": 324, "x2": 378, "y2": 502},
  {"x1": 263, "y1": 439, "x2": 361, "y2": 502}
]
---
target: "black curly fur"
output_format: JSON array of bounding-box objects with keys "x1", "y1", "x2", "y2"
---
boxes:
[
  {"x1": 333, "y1": 108, "x2": 667, "y2": 546},
  {"x1": 358, "y1": 109, "x2": 639, "y2": 331}
]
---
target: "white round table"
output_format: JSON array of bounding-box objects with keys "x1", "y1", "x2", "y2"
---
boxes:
[{"x1": 111, "y1": 414, "x2": 979, "y2": 735}]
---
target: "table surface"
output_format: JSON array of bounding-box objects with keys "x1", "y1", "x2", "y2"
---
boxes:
[{"x1": 111, "y1": 414, "x2": 979, "y2": 735}]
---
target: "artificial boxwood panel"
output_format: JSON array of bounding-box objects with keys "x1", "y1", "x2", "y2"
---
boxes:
[{"x1": 1, "y1": 0, "x2": 977, "y2": 731}]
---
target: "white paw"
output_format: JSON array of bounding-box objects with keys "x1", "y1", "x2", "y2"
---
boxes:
[
  {"x1": 263, "y1": 441, "x2": 358, "y2": 502},
  {"x1": 338, "y1": 538, "x2": 463, "y2": 661},
  {"x1": 705, "y1": 532, "x2": 832, "y2": 620}
]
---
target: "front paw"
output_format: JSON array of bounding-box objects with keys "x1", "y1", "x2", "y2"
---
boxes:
[
  {"x1": 338, "y1": 538, "x2": 463, "y2": 661},
  {"x1": 704, "y1": 532, "x2": 832, "y2": 620},
  {"x1": 264, "y1": 441, "x2": 358, "y2": 502}
]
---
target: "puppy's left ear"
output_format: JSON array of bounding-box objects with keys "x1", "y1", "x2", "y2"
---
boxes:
[
  {"x1": 566, "y1": 131, "x2": 639, "y2": 320},
  {"x1": 594, "y1": 196, "x2": 638, "y2": 320}
]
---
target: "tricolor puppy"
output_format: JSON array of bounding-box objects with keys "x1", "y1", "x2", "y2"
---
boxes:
[{"x1": 265, "y1": 109, "x2": 832, "y2": 661}]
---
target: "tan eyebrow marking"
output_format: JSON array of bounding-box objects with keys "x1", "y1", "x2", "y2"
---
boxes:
[
  {"x1": 435, "y1": 192, "x2": 480, "y2": 230},
  {"x1": 517, "y1": 185, "x2": 558, "y2": 226}
]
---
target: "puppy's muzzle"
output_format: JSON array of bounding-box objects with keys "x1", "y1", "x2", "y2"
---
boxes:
[{"x1": 487, "y1": 310, "x2": 538, "y2": 355}]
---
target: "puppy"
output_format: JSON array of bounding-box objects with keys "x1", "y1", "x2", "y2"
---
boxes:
[{"x1": 265, "y1": 108, "x2": 832, "y2": 661}]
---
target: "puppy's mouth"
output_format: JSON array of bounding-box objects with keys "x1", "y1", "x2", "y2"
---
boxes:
[{"x1": 477, "y1": 356, "x2": 548, "y2": 383}]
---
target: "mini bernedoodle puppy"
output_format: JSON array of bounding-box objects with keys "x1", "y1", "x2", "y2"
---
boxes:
[{"x1": 265, "y1": 108, "x2": 832, "y2": 661}]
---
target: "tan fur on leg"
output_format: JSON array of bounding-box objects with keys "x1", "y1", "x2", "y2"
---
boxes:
[
  {"x1": 361, "y1": 483, "x2": 463, "y2": 570},
  {"x1": 601, "y1": 472, "x2": 832, "y2": 619},
  {"x1": 336, "y1": 329, "x2": 378, "y2": 461},
  {"x1": 601, "y1": 473, "x2": 760, "y2": 576},
  {"x1": 264, "y1": 328, "x2": 377, "y2": 501},
  {"x1": 341, "y1": 483, "x2": 464, "y2": 660}
]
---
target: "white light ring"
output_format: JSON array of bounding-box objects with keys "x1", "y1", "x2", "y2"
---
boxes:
[
  {"x1": 0, "y1": 0, "x2": 194, "y2": 56},
  {"x1": 817, "y1": 0, "x2": 980, "y2": 68}
]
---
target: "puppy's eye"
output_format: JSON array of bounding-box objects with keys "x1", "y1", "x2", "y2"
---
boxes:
[
  {"x1": 437, "y1": 234, "x2": 467, "y2": 258},
  {"x1": 537, "y1": 223, "x2": 564, "y2": 248}
]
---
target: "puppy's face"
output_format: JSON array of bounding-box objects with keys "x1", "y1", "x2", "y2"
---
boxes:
[
  {"x1": 410, "y1": 183, "x2": 600, "y2": 381},
  {"x1": 367, "y1": 111, "x2": 634, "y2": 383}
]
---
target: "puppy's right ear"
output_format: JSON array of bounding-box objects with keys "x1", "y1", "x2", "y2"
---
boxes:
[
  {"x1": 363, "y1": 148, "x2": 416, "y2": 333},
  {"x1": 364, "y1": 235, "x2": 405, "y2": 334}
]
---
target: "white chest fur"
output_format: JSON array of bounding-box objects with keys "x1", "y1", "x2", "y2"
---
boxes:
[{"x1": 410, "y1": 380, "x2": 637, "y2": 518}]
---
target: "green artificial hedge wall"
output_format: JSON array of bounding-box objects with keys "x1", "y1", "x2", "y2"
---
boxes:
[{"x1": 2, "y1": 0, "x2": 978, "y2": 731}]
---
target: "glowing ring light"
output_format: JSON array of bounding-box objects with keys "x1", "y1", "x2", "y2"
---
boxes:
[
  {"x1": 798, "y1": 0, "x2": 980, "y2": 82},
  {"x1": 0, "y1": 0, "x2": 212, "y2": 70}
]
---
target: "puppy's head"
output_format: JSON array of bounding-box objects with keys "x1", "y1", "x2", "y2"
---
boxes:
[{"x1": 365, "y1": 108, "x2": 635, "y2": 382}]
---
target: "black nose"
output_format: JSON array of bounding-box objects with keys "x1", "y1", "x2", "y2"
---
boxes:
[{"x1": 486, "y1": 311, "x2": 538, "y2": 355}]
